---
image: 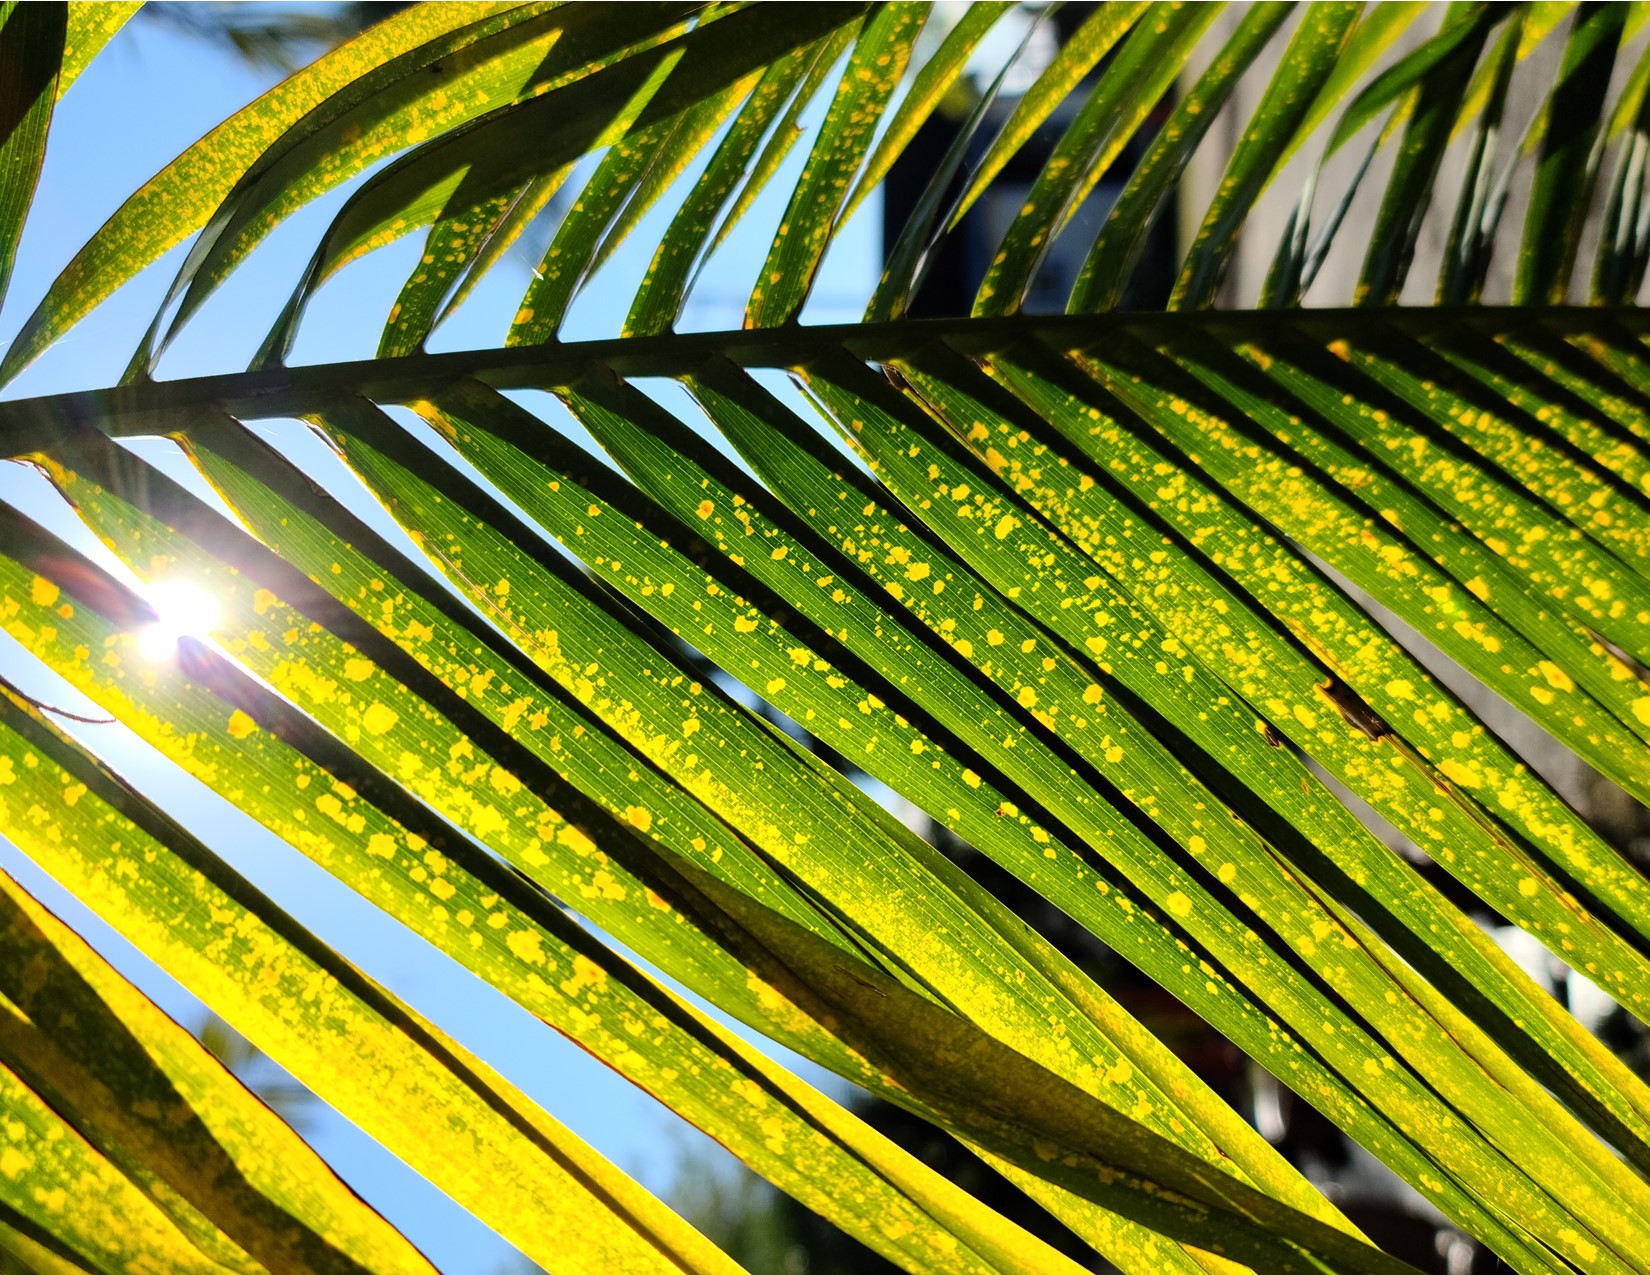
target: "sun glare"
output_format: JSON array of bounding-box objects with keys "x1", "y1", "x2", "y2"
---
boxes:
[{"x1": 136, "y1": 580, "x2": 221, "y2": 661}]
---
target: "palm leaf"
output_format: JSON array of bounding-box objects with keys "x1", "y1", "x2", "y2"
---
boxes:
[{"x1": 3, "y1": 4, "x2": 1650, "y2": 1273}]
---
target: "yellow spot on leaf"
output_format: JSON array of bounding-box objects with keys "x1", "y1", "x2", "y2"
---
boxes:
[
  {"x1": 507, "y1": 929, "x2": 545, "y2": 966},
  {"x1": 1537, "y1": 661, "x2": 1574, "y2": 692},
  {"x1": 561, "y1": 953, "x2": 607, "y2": 995},
  {"x1": 361, "y1": 703, "x2": 399, "y2": 736},
  {"x1": 1440, "y1": 759, "x2": 1480, "y2": 788}
]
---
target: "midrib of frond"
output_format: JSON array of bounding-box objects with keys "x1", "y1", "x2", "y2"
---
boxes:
[{"x1": 1, "y1": 304, "x2": 1643, "y2": 438}]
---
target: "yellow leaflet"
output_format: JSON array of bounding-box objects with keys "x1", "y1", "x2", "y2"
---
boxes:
[
  {"x1": 0, "y1": 1056, "x2": 235, "y2": 1275},
  {"x1": 0, "y1": 548, "x2": 1070, "y2": 1275},
  {"x1": 0, "y1": 682, "x2": 737, "y2": 1274},
  {"x1": 2, "y1": 2, "x2": 536, "y2": 383},
  {"x1": 0, "y1": 868, "x2": 435, "y2": 1275},
  {"x1": 60, "y1": 2, "x2": 140, "y2": 97}
]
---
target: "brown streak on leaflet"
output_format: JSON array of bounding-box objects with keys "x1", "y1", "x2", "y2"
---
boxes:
[{"x1": 1318, "y1": 680, "x2": 1392, "y2": 741}]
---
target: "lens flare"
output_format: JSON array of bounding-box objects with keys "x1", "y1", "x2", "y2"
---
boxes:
[{"x1": 136, "y1": 580, "x2": 221, "y2": 660}]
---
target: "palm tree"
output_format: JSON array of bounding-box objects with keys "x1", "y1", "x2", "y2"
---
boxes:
[{"x1": 2, "y1": 3, "x2": 1650, "y2": 1272}]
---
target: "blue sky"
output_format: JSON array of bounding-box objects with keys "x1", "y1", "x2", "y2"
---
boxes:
[{"x1": 0, "y1": 12, "x2": 893, "y2": 1272}]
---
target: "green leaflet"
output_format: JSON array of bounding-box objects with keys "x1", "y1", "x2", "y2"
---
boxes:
[
  {"x1": 1591, "y1": 38, "x2": 1650, "y2": 305},
  {"x1": 1048, "y1": 330, "x2": 1650, "y2": 974},
  {"x1": 689, "y1": 25, "x2": 858, "y2": 306},
  {"x1": 1553, "y1": 308, "x2": 1650, "y2": 404},
  {"x1": 0, "y1": 660, "x2": 740, "y2": 1275},
  {"x1": 676, "y1": 869, "x2": 1425, "y2": 1275},
  {"x1": 0, "y1": 865, "x2": 435, "y2": 1275},
  {"x1": 1444, "y1": 7, "x2": 1601, "y2": 308},
  {"x1": 836, "y1": 3, "x2": 1012, "y2": 230},
  {"x1": 624, "y1": 35, "x2": 836, "y2": 337},
  {"x1": 257, "y1": 2, "x2": 862, "y2": 366},
  {"x1": 0, "y1": 2, "x2": 66, "y2": 316},
  {"x1": 583, "y1": 74, "x2": 755, "y2": 302},
  {"x1": 1354, "y1": 6, "x2": 1494, "y2": 306},
  {"x1": 58, "y1": 2, "x2": 136, "y2": 98},
  {"x1": 378, "y1": 172, "x2": 567, "y2": 357},
  {"x1": 1266, "y1": 3, "x2": 1431, "y2": 188},
  {"x1": 1518, "y1": 2, "x2": 1626, "y2": 304},
  {"x1": 0, "y1": 1215, "x2": 102, "y2": 1275},
  {"x1": 1308, "y1": 885, "x2": 1650, "y2": 1228},
  {"x1": 1284, "y1": 2, "x2": 1437, "y2": 172},
  {"x1": 949, "y1": 3, "x2": 1147, "y2": 230},
  {"x1": 508, "y1": 64, "x2": 754, "y2": 343},
  {"x1": 868, "y1": 10, "x2": 1050, "y2": 326},
  {"x1": 164, "y1": 3, "x2": 711, "y2": 376},
  {"x1": 438, "y1": 170, "x2": 568, "y2": 331},
  {"x1": 743, "y1": 2, "x2": 927, "y2": 328},
  {"x1": 1071, "y1": 2, "x2": 1296, "y2": 313},
  {"x1": 1438, "y1": 12, "x2": 1523, "y2": 306},
  {"x1": 0, "y1": 2, "x2": 545, "y2": 386},
  {"x1": 973, "y1": 3, "x2": 1219, "y2": 318},
  {"x1": 1451, "y1": 0, "x2": 1572, "y2": 142},
  {"x1": 1173, "y1": 3, "x2": 1362, "y2": 310}
]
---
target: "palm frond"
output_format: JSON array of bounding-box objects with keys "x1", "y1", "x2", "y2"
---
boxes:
[{"x1": 4, "y1": 5, "x2": 1650, "y2": 1274}]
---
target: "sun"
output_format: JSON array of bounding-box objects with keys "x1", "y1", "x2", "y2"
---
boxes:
[{"x1": 136, "y1": 579, "x2": 221, "y2": 661}]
